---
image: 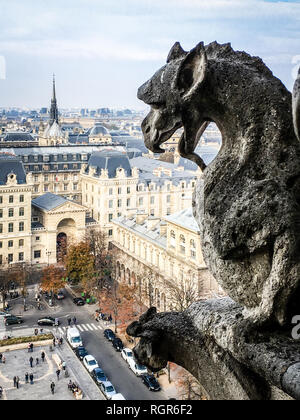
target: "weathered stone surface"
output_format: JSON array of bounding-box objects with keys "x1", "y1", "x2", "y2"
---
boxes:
[
  {"x1": 138, "y1": 41, "x2": 300, "y2": 326},
  {"x1": 134, "y1": 41, "x2": 300, "y2": 400},
  {"x1": 293, "y1": 67, "x2": 300, "y2": 141},
  {"x1": 127, "y1": 300, "x2": 300, "y2": 400}
]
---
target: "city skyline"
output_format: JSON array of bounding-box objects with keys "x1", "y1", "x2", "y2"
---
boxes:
[{"x1": 0, "y1": 0, "x2": 299, "y2": 109}]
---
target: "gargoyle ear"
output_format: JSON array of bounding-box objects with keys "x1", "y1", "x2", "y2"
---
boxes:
[
  {"x1": 167, "y1": 42, "x2": 186, "y2": 63},
  {"x1": 293, "y1": 66, "x2": 300, "y2": 141},
  {"x1": 176, "y1": 42, "x2": 208, "y2": 100}
]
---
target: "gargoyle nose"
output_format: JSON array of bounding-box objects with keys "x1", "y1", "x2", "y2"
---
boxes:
[{"x1": 137, "y1": 80, "x2": 150, "y2": 101}]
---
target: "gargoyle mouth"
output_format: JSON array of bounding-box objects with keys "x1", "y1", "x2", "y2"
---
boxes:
[{"x1": 141, "y1": 115, "x2": 181, "y2": 154}]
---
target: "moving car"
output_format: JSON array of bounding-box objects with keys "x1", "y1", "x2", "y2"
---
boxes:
[
  {"x1": 141, "y1": 374, "x2": 161, "y2": 391},
  {"x1": 112, "y1": 338, "x2": 124, "y2": 352},
  {"x1": 83, "y1": 355, "x2": 99, "y2": 372},
  {"x1": 128, "y1": 358, "x2": 148, "y2": 376},
  {"x1": 75, "y1": 346, "x2": 88, "y2": 360},
  {"x1": 99, "y1": 381, "x2": 117, "y2": 400},
  {"x1": 5, "y1": 315, "x2": 23, "y2": 326},
  {"x1": 121, "y1": 348, "x2": 134, "y2": 364},
  {"x1": 67, "y1": 327, "x2": 83, "y2": 348},
  {"x1": 111, "y1": 393, "x2": 126, "y2": 400},
  {"x1": 73, "y1": 297, "x2": 85, "y2": 306},
  {"x1": 91, "y1": 367, "x2": 108, "y2": 385},
  {"x1": 55, "y1": 291, "x2": 65, "y2": 300},
  {"x1": 37, "y1": 316, "x2": 59, "y2": 326},
  {"x1": 103, "y1": 329, "x2": 116, "y2": 341}
]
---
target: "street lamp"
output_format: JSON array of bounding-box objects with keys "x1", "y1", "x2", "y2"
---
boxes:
[{"x1": 46, "y1": 249, "x2": 52, "y2": 266}]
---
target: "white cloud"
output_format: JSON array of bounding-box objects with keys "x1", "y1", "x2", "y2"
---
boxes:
[{"x1": 0, "y1": 38, "x2": 165, "y2": 61}]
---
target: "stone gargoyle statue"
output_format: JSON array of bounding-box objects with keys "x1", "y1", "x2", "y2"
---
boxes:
[{"x1": 127, "y1": 41, "x2": 300, "y2": 400}]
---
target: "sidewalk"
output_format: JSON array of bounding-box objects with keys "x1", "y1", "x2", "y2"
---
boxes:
[{"x1": 0, "y1": 327, "x2": 105, "y2": 400}]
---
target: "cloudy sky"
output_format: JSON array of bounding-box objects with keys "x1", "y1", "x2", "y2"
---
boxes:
[{"x1": 0, "y1": 0, "x2": 299, "y2": 109}]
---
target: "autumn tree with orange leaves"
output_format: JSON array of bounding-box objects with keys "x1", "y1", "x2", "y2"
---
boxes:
[
  {"x1": 99, "y1": 280, "x2": 139, "y2": 334},
  {"x1": 65, "y1": 241, "x2": 95, "y2": 288},
  {"x1": 41, "y1": 265, "x2": 66, "y2": 295}
]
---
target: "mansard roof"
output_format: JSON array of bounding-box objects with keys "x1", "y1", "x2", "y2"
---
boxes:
[
  {"x1": 0, "y1": 155, "x2": 27, "y2": 185},
  {"x1": 164, "y1": 207, "x2": 200, "y2": 233},
  {"x1": 2, "y1": 132, "x2": 36, "y2": 142},
  {"x1": 86, "y1": 150, "x2": 132, "y2": 178}
]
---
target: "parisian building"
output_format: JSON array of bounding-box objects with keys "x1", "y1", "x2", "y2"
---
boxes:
[{"x1": 111, "y1": 207, "x2": 223, "y2": 312}]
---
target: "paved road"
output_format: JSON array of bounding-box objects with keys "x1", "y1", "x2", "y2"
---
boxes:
[{"x1": 3, "y1": 286, "x2": 168, "y2": 401}]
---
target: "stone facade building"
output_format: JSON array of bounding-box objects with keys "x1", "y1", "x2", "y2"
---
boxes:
[
  {"x1": 111, "y1": 208, "x2": 222, "y2": 312},
  {"x1": 81, "y1": 152, "x2": 198, "y2": 236}
]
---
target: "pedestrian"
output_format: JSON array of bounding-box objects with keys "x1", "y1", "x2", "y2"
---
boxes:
[
  {"x1": 40, "y1": 328, "x2": 43, "y2": 334},
  {"x1": 50, "y1": 381, "x2": 55, "y2": 395},
  {"x1": 16, "y1": 376, "x2": 19, "y2": 389},
  {"x1": 27, "y1": 343, "x2": 31, "y2": 353},
  {"x1": 73, "y1": 317, "x2": 76, "y2": 325},
  {"x1": 29, "y1": 373, "x2": 34, "y2": 384},
  {"x1": 37, "y1": 302, "x2": 41, "y2": 310},
  {"x1": 13, "y1": 376, "x2": 17, "y2": 387},
  {"x1": 2, "y1": 356, "x2": 5, "y2": 364},
  {"x1": 29, "y1": 356, "x2": 33, "y2": 368},
  {"x1": 0, "y1": 353, "x2": 2, "y2": 363},
  {"x1": 41, "y1": 351, "x2": 45, "y2": 362},
  {"x1": 59, "y1": 337, "x2": 63, "y2": 346},
  {"x1": 34, "y1": 329, "x2": 38, "y2": 336},
  {"x1": 67, "y1": 318, "x2": 71, "y2": 326},
  {"x1": 56, "y1": 369, "x2": 60, "y2": 380},
  {"x1": 52, "y1": 338, "x2": 56, "y2": 347},
  {"x1": 36, "y1": 357, "x2": 39, "y2": 365},
  {"x1": 25, "y1": 372, "x2": 29, "y2": 383},
  {"x1": 61, "y1": 361, "x2": 66, "y2": 371}
]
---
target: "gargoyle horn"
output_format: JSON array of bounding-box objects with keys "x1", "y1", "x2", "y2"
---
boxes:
[
  {"x1": 167, "y1": 42, "x2": 187, "y2": 63},
  {"x1": 293, "y1": 66, "x2": 300, "y2": 141}
]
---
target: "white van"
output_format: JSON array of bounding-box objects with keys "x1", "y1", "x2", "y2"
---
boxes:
[
  {"x1": 67, "y1": 327, "x2": 83, "y2": 348},
  {"x1": 111, "y1": 393, "x2": 126, "y2": 400}
]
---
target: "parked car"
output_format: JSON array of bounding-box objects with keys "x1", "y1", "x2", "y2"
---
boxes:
[
  {"x1": 83, "y1": 355, "x2": 99, "y2": 373},
  {"x1": 141, "y1": 374, "x2": 161, "y2": 391},
  {"x1": 55, "y1": 291, "x2": 65, "y2": 300},
  {"x1": 75, "y1": 346, "x2": 88, "y2": 361},
  {"x1": 128, "y1": 358, "x2": 148, "y2": 376},
  {"x1": 102, "y1": 314, "x2": 112, "y2": 321},
  {"x1": 67, "y1": 327, "x2": 83, "y2": 348},
  {"x1": 73, "y1": 297, "x2": 85, "y2": 306},
  {"x1": 111, "y1": 393, "x2": 126, "y2": 400},
  {"x1": 91, "y1": 367, "x2": 108, "y2": 385},
  {"x1": 103, "y1": 329, "x2": 116, "y2": 341},
  {"x1": 0, "y1": 311, "x2": 10, "y2": 319},
  {"x1": 37, "y1": 316, "x2": 59, "y2": 326},
  {"x1": 112, "y1": 338, "x2": 124, "y2": 352},
  {"x1": 99, "y1": 381, "x2": 117, "y2": 400},
  {"x1": 121, "y1": 348, "x2": 134, "y2": 364},
  {"x1": 5, "y1": 315, "x2": 23, "y2": 326}
]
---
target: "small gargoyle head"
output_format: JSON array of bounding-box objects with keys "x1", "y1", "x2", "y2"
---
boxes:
[{"x1": 126, "y1": 307, "x2": 168, "y2": 372}]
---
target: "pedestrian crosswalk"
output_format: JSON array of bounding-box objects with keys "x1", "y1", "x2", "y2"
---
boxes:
[{"x1": 57, "y1": 323, "x2": 107, "y2": 335}]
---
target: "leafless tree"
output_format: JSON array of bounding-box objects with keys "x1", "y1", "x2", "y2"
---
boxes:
[{"x1": 163, "y1": 276, "x2": 200, "y2": 312}]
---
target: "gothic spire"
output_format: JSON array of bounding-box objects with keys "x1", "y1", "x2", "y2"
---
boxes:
[{"x1": 49, "y1": 73, "x2": 59, "y2": 125}]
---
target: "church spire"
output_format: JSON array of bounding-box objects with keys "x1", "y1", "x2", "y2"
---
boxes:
[{"x1": 49, "y1": 73, "x2": 59, "y2": 125}]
